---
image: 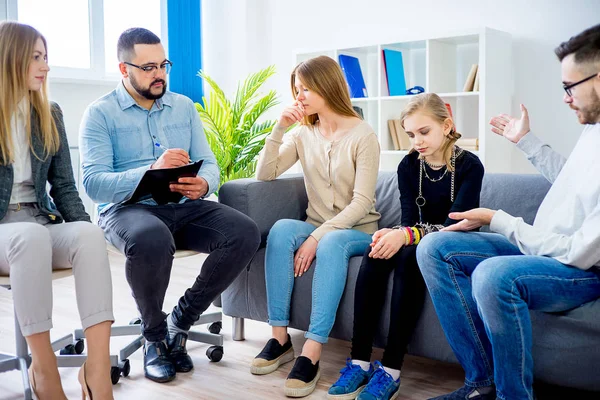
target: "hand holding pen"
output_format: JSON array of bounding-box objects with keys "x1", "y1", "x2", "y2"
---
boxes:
[{"x1": 151, "y1": 142, "x2": 192, "y2": 169}]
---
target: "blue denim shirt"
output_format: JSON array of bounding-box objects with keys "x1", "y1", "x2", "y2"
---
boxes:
[{"x1": 79, "y1": 82, "x2": 219, "y2": 215}]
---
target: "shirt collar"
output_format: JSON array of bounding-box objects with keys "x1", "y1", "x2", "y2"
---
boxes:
[
  {"x1": 116, "y1": 80, "x2": 172, "y2": 111},
  {"x1": 16, "y1": 98, "x2": 28, "y2": 117}
]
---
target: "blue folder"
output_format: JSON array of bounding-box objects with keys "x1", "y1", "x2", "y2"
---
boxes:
[
  {"x1": 383, "y1": 49, "x2": 407, "y2": 96},
  {"x1": 338, "y1": 54, "x2": 368, "y2": 98}
]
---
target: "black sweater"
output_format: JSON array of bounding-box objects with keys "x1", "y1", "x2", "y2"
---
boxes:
[{"x1": 397, "y1": 148, "x2": 484, "y2": 227}]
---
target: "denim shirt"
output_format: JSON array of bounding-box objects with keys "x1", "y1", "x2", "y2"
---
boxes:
[{"x1": 79, "y1": 82, "x2": 219, "y2": 215}]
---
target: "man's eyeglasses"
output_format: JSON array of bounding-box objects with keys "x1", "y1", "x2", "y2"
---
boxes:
[
  {"x1": 563, "y1": 73, "x2": 598, "y2": 97},
  {"x1": 124, "y1": 60, "x2": 173, "y2": 75}
]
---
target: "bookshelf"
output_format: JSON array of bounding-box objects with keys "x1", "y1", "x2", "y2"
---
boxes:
[{"x1": 294, "y1": 27, "x2": 512, "y2": 172}]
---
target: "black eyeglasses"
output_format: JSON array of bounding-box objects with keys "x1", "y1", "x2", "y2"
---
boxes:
[
  {"x1": 124, "y1": 60, "x2": 172, "y2": 75},
  {"x1": 563, "y1": 73, "x2": 598, "y2": 97}
]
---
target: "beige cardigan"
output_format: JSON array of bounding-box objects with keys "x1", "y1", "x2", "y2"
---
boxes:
[{"x1": 256, "y1": 121, "x2": 380, "y2": 241}]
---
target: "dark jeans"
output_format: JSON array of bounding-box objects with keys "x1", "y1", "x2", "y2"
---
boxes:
[
  {"x1": 351, "y1": 245, "x2": 426, "y2": 370},
  {"x1": 100, "y1": 199, "x2": 260, "y2": 342}
]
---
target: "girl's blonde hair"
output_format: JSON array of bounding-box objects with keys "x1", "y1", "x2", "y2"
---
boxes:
[
  {"x1": 400, "y1": 93, "x2": 461, "y2": 171},
  {"x1": 0, "y1": 21, "x2": 59, "y2": 166},
  {"x1": 290, "y1": 55, "x2": 360, "y2": 125}
]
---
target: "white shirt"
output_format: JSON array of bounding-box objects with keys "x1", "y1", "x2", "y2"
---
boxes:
[
  {"x1": 9, "y1": 101, "x2": 36, "y2": 204},
  {"x1": 490, "y1": 123, "x2": 600, "y2": 270}
]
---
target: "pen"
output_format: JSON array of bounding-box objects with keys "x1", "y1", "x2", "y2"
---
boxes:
[{"x1": 154, "y1": 142, "x2": 193, "y2": 163}]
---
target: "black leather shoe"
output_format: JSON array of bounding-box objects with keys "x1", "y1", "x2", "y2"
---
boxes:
[
  {"x1": 168, "y1": 332, "x2": 194, "y2": 372},
  {"x1": 144, "y1": 341, "x2": 176, "y2": 383}
]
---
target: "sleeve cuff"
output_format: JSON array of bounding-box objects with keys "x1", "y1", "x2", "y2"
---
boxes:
[
  {"x1": 268, "y1": 124, "x2": 287, "y2": 142},
  {"x1": 489, "y1": 209, "x2": 516, "y2": 237},
  {"x1": 310, "y1": 226, "x2": 330, "y2": 242},
  {"x1": 515, "y1": 133, "x2": 543, "y2": 156}
]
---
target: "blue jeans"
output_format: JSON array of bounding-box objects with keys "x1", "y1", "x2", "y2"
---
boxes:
[
  {"x1": 265, "y1": 219, "x2": 372, "y2": 344},
  {"x1": 416, "y1": 231, "x2": 600, "y2": 400}
]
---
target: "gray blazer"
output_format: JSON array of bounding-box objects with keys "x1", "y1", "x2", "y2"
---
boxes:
[{"x1": 0, "y1": 102, "x2": 90, "y2": 224}]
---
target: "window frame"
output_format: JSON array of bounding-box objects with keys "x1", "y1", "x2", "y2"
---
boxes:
[{"x1": 5, "y1": 0, "x2": 168, "y2": 84}]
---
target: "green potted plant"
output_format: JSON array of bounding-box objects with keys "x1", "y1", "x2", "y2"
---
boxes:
[{"x1": 195, "y1": 65, "x2": 279, "y2": 189}]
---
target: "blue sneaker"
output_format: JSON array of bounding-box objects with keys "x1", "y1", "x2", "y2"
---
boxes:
[
  {"x1": 357, "y1": 361, "x2": 400, "y2": 400},
  {"x1": 328, "y1": 358, "x2": 373, "y2": 399}
]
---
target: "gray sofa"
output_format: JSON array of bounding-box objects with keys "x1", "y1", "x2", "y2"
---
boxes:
[{"x1": 219, "y1": 171, "x2": 600, "y2": 391}]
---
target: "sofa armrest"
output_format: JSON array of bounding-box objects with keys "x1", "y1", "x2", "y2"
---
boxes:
[{"x1": 219, "y1": 174, "x2": 308, "y2": 244}]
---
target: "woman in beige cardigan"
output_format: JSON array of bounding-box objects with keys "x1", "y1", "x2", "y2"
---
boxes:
[{"x1": 250, "y1": 55, "x2": 381, "y2": 398}]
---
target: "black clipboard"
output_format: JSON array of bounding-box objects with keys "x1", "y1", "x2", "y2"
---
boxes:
[{"x1": 124, "y1": 160, "x2": 204, "y2": 205}]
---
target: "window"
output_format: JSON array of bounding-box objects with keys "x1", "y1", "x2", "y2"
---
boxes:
[
  {"x1": 9, "y1": 0, "x2": 166, "y2": 82},
  {"x1": 17, "y1": 0, "x2": 91, "y2": 68},
  {"x1": 103, "y1": 0, "x2": 162, "y2": 75}
]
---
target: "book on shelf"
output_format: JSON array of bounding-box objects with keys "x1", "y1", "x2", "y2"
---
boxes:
[
  {"x1": 383, "y1": 49, "x2": 407, "y2": 96},
  {"x1": 353, "y1": 106, "x2": 364, "y2": 119},
  {"x1": 381, "y1": 50, "x2": 389, "y2": 96},
  {"x1": 338, "y1": 54, "x2": 368, "y2": 98},
  {"x1": 473, "y1": 66, "x2": 480, "y2": 91},
  {"x1": 445, "y1": 103, "x2": 453, "y2": 118},
  {"x1": 462, "y1": 64, "x2": 478, "y2": 92},
  {"x1": 393, "y1": 119, "x2": 412, "y2": 150},
  {"x1": 388, "y1": 119, "x2": 400, "y2": 150},
  {"x1": 456, "y1": 138, "x2": 479, "y2": 150}
]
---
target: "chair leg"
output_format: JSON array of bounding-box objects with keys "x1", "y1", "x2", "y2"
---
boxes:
[
  {"x1": 13, "y1": 306, "x2": 32, "y2": 399},
  {"x1": 18, "y1": 356, "x2": 33, "y2": 400},
  {"x1": 232, "y1": 317, "x2": 245, "y2": 341},
  {"x1": 14, "y1": 306, "x2": 29, "y2": 364}
]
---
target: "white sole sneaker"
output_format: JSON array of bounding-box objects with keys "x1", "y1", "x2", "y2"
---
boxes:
[{"x1": 326, "y1": 384, "x2": 366, "y2": 399}]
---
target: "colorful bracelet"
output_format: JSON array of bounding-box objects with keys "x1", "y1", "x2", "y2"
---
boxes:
[
  {"x1": 411, "y1": 226, "x2": 421, "y2": 244},
  {"x1": 406, "y1": 227, "x2": 414, "y2": 245},
  {"x1": 401, "y1": 227, "x2": 410, "y2": 245}
]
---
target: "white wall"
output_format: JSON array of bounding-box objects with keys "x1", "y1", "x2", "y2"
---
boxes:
[
  {"x1": 203, "y1": 0, "x2": 600, "y2": 174},
  {"x1": 49, "y1": 81, "x2": 117, "y2": 146}
]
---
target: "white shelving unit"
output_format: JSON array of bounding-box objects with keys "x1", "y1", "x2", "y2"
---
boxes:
[{"x1": 294, "y1": 27, "x2": 513, "y2": 172}]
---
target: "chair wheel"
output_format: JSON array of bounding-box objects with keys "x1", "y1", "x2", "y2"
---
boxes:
[
  {"x1": 206, "y1": 345, "x2": 223, "y2": 362},
  {"x1": 110, "y1": 366, "x2": 120, "y2": 384},
  {"x1": 74, "y1": 339, "x2": 85, "y2": 354},
  {"x1": 60, "y1": 344, "x2": 76, "y2": 355},
  {"x1": 129, "y1": 317, "x2": 142, "y2": 325},
  {"x1": 208, "y1": 321, "x2": 222, "y2": 334},
  {"x1": 119, "y1": 359, "x2": 131, "y2": 377}
]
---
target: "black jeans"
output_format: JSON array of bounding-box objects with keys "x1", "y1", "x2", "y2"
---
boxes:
[
  {"x1": 100, "y1": 200, "x2": 260, "y2": 342},
  {"x1": 350, "y1": 245, "x2": 426, "y2": 370}
]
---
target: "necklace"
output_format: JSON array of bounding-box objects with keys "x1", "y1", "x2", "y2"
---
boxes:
[
  {"x1": 424, "y1": 159, "x2": 445, "y2": 169},
  {"x1": 415, "y1": 146, "x2": 460, "y2": 222},
  {"x1": 423, "y1": 164, "x2": 448, "y2": 182}
]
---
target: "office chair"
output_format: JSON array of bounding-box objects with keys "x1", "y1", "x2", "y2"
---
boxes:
[{"x1": 98, "y1": 244, "x2": 224, "y2": 383}]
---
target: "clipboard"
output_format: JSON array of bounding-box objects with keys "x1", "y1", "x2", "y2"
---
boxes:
[{"x1": 124, "y1": 160, "x2": 204, "y2": 205}]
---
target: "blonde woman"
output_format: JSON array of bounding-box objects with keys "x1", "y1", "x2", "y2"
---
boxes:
[
  {"x1": 0, "y1": 22, "x2": 114, "y2": 399},
  {"x1": 329, "y1": 93, "x2": 484, "y2": 400},
  {"x1": 251, "y1": 55, "x2": 381, "y2": 397}
]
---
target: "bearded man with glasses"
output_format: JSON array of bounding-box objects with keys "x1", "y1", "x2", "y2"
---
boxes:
[
  {"x1": 79, "y1": 28, "x2": 260, "y2": 384},
  {"x1": 417, "y1": 23, "x2": 600, "y2": 400}
]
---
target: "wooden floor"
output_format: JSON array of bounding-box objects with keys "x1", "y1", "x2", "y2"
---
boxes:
[{"x1": 1, "y1": 252, "x2": 595, "y2": 399}]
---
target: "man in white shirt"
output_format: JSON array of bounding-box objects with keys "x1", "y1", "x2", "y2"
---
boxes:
[{"x1": 416, "y1": 23, "x2": 600, "y2": 400}]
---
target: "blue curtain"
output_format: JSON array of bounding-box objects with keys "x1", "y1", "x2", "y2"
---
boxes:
[{"x1": 167, "y1": 0, "x2": 203, "y2": 104}]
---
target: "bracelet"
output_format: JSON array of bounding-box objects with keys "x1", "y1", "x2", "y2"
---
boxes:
[
  {"x1": 411, "y1": 226, "x2": 421, "y2": 245},
  {"x1": 402, "y1": 227, "x2": 410, "y2": 245},
  {"x1": 405, "y1": 227, "x2": 414, "y2": 245}
]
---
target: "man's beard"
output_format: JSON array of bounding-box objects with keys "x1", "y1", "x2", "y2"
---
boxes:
[
  {"x1": 130, "y1": 73, "x2": 167, "y2": 100},
  {"x1": 575, "y1": 88, "x2": 600, "y2": 124}
]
